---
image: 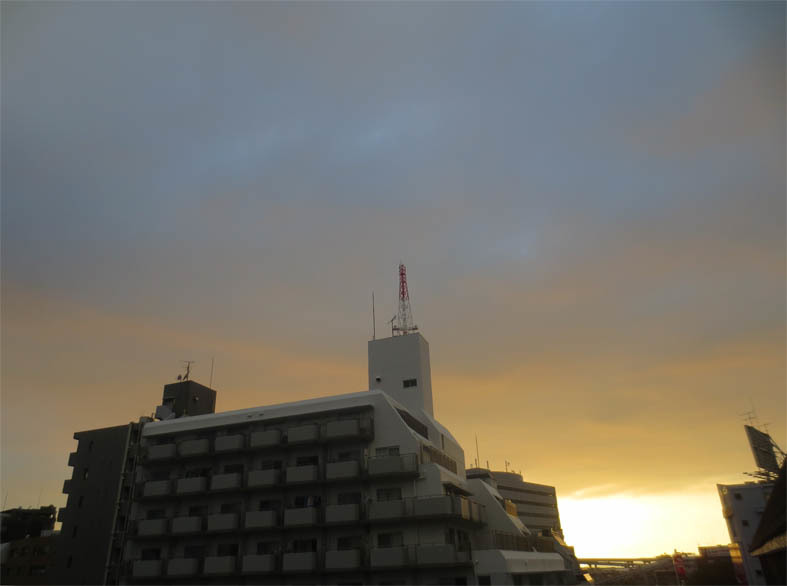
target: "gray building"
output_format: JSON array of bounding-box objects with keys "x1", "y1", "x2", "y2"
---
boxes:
[{"x1": 489, "y1": 472, "x2": 564, "y2": 539}]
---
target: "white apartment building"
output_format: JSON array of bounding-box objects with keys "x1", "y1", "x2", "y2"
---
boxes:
[
  {"x1": 120, "y1": 332, "x2": 577, "y2": 585},
  {"x1": 717, "y1": 481, "x2": 774, "y2": 586}
]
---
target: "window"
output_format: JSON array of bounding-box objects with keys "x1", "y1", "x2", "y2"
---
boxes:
[
  {"x1": 188, "y1": 505, "x2": 207, "y2": 516},
  {"x1": 217, "y1": 543, "x2": 239, "y2": 556},
  {"x1": 338, "y1": 492, "x2": 362, "y2": 505},
  {"x1": 259, "y1": 499, "x2": 281, "y2": 511},
  {"x1": 377, "y1": 487, "x2": 402, "y2": 502},
  {"x1": 403, "y1": 378, "x2": 417, "y2": 388},
  {"x1": 257, "y1": 541, "x2": 278, "y2": 554},
  {"x1": 185, "y1": 467, "x2": 210, "y2": 478},
  {"x1": 734, "y1": 493, "x2": 742, "y2": 501},
  {"x1": 742, "y1": 520, "x2": 749, "y2": 527},
  {"x1": 478, "y1": 577, "x2": 491, "y2": 586},
  {"x1": 377, "y1": 532, "x2": 403, "y2": 548},
  {"x1": 66, "y1": 556, "x2": 73, "y2": 569},
  {"x1": 375, "y1": 446, "x2": 399, "y2": 457},
  {"x1": 72, "y1": 526, "x2": 78, "y2": 538},
  {"x1": 293, "y1": 495, "x2": 321, "y2": 508},
  {"x1": 296, "y1": 455, "x2": 318, "y2": 466},
  {"x1": 337, "y1": 450, "x2": 360, "y2": 462},
  {"x1": 77, "y1": 495, "x2": 84, "y2": 509},
  {"x1": 337, "y1": 535, "x2": 363, "y2": 550},
  {"x1": 223, "y1": 463, "x2": 244, "y2": 474},
  {"x1": 82, "y1": 468, "x2": 89, "y2": 480},
  {"x1": 291, "y1": 539, "x2": 317, "y2": 553},
  {"x1": 88, "y1": 440, "x2": 94, "y2": 452},
  {"x1": 184, "y1": 545, "x2": 206, "y2": 558},
  {"x1": 261, "y1": 459, "x2": 282, "y2": 470},
  {"x1": 220, "y1": 502, "x2": 241, "y2": 514},
  {"x1": 146, "y1": 509, "x2": 165, "y2": 520},
  {"x1": 141, "y1": 548, "x2": 160, "y2": 561}
]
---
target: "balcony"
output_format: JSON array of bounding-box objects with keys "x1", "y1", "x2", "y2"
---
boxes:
[
  {"x1": 178, "y1": 439, "x2": 210, "y2": 457},
  {"x1": 242, "y1": 554, "x2": 276, "y2": 574},
  {"x1": 368, "y1": 499, "x2": 405, "y2": 521},
  {"x1": 166, "y1": 558, "x2": 200, "y2": 576},
  {"x1": 282, "y1": 551, "x2": 317, "y2": 572},
  {"x1": 142, "y1": 480, "x2": 170, "y2": 498},
  {"x1": 68, "y1": 452, "x2": 78, "y2": 467},
  {"x1": 283, "y1": 507, "x2": 318, "y2": 527},
  {"x1": 324, "y1": 504, "x2": 360, "y2": 524},
  {"x1": 370, "y1": 546, "x2": 409, "y2": 568},
  {"x1": 214, "y1": 434, "x2": 244, "y2": 453},
  {"x1": 171, "y1": 516, "x2": 202, "y2": 534},
  {"x1": 175, "y1": 477, "x2": 207, "y2": 495},
  {"x1": 244, "y1": 510, "x2": 278, "y2": 529},
  {"x1": 326, "y1": 460, "x2": 360, "y2": 480},
  {"x1": 250, "y1": 429, "x2": 281, "y2": 449},
  {"x1": 325, "y1": 549, "x2": 362, "y2": 570},
  {"x1": 132, "y1": 560, "x2": 162, "y2": 578},
  {"x1": 325, "y1": 419, "x2": 360, "y2": 440},
  {"x1": 147, "y1": 444, "x2": 177, "y2": 461},
  {"x1": 210, "y1": 473, "x2": 242, "y2": 491},
  {"x1": 207, "y1": 513, "x2": 238, "y2": 532},
  {"x1": 137, "y1": 519, "x2": 168, "y2": 537},
  {"x1": 287, "y1": 424, "x2": 320, "y2": 444},
  {"x1": 286, "y1": 464, "x2": 319, "y2": 484},
  {"x1": 416, "y1": 544, "x2": 471, "y2": 566},
  {"x1": 204, "y1": 556, "x2": 237, "y2": 575},
  {"x1": 367, "y1": 453, "x2": 419, "y2": 478}
]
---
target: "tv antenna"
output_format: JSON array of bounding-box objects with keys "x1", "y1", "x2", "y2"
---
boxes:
[{"x1": 177, "y1": 360, "x2": 195, "y2": 381}]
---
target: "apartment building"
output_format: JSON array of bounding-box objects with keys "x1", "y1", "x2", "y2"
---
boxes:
[
  {"x1": 489, "y1": 472, "x2": 563, "y2": 539},
  {"x1": 117, "y1": 332, "x2": 576, "y2": 584}
]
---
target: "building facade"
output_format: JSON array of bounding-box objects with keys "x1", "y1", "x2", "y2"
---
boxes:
[{"x1": 717, "y1": 481, "x2": 774, "y2": 586}]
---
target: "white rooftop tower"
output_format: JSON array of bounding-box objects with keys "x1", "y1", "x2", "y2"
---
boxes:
[{"x1": 368, "y1": 264, "x2": 434, "y2": 417}]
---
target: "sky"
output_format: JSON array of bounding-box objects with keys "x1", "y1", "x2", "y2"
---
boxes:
[{"x1": 2, "y1": 1, "x2": 785, "y2": 558}]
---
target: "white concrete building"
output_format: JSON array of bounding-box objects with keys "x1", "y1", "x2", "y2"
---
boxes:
[
  {"x1": 717, "y1": 481, "x2": 774, "y2": 586},
  {"x1": 120, "y1": 332, "x2": 578, "y2": 585}
]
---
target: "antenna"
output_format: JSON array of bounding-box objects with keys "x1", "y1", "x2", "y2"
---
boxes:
[
  {"x1": 209, "y1": 358, "x2": 215, "y2": 388},
  {"x1": 179, "y1": 360, "x2": 195, "y2": 381},
  {"x1": 392, "y1": 263, "x2": 418, "y2": 336},
  {"x1": 475, "y1": 435, "x2": 480, "y2": 469},
  {"x1": 372, "y1": 292, "x2": 376, "y2": 340}
]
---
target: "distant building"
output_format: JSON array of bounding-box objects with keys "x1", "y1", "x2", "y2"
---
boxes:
[
  {"x1": 749, "y1": 464, "x2": 786, "y2": 586},
  {"x1": 0, "y1": 506, "x2": 56, "y2": 543},
  {"x1": 717, "y1": 481, "x2": 773, "y2": 585},
  {"x1": 0, "y1": 532, "x2": 57, "y2": 585}
]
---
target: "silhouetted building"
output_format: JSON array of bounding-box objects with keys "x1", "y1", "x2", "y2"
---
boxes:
[
  {"x1": 0, "y1": 506, "x2": 56, "y2": 543},
  {"x1": 749, "y1": 463, "x2": 786, "y2": 586},
  {"x1": 1, "y1": 532, "x2": 57, "y2": 585}
]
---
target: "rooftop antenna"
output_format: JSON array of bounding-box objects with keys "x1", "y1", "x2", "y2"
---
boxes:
[
  {"x1": 505, "y1": 460, "x2": 510, "y2": 472},
  {"x1": 392, "y1": 263, "x2": 418, "y2": 336},
  {"x1": 372, "y1": 292, "x2": 376, "y2": 340},
  {"x1": 178, "y1": 360, "x2": 195, "y2": 381},
  {"x1": 475, "y1": 434, "x2": 480, "y2": 469},
  {"x1": 209, "y1": 357, "x2": 215, "y2": 388}
]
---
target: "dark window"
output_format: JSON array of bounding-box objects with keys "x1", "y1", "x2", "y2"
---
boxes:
[
  {"x1": 72, "y1": 526, "x2": 78, "y2": 537},
  {"x1": 734, "y1": 493, "x2": 742, "y2": 501},
  {"x1": 375, "y1": 446, "x2": 399, "y2": 457},
  {"x1": 77, "y1": 495, "x2": 84, "y2": 508},
  {"x1": 88, "y1": 440, "x2": 94, "y2": 452},
  {"x1": 337, "y1": 535, "x2": 362, "y2": 550},
  {"x1": 291, "y1": 539, "x2": 317, "y2": 553},
  {"x1": 185, "y1": 467, "x2": 210, "y2": 478},
  {"x1": 220, "y1": 502, "x2": 241, "y2": 514},
  {"x1": 82, "y1": 468, "x2": 89, "y2": 480},
  {"x1": 338, "y1": 492, "x2": 362, "y2": 505},
  {"x1": 293, "y1": 495, "x2": 321, "y2": 508},
  {"x1": 478, "y1": 577, "x2": 491, "y2": 586},
  {"x1": 261, "y1": 459, "x2": 282, "y2": 470},
  {"x1": 377, "y1": 532, "x2": 403, "y2": 548},
  {"x1": 259, "y1": 499, "x2": 281, "y2": 511},
  {"x1": 296, "y1": 455, "x2": 318, "y2": 466},
  {"x1": 30, "y1": 566, "x2": 46, "y2": 576},
  {"x1": 403, "y1": 378, "x2": 417, "y2": 388},
  {"x1": 396, "y1": 408, "x2": 429, "y2": 438},
  {"x1": 141, "y1": 548, "x2": 160, "y2": 561},
  {"x1": 377, "y1": 487, "x2": 402, "y2": 502},
  {"x1": 257, "y1": 541, "x2": 278, "y2": 554},
  {"x1": 217, "y1": 543, "x2": 239, "y2": 556},
  {"x1": 66, "y1": 556, "x2": 73, "y2": 569},
  {"x1": 337, "y1": 450, "x2": 360, "y2": 462},
  {"x1": 184, "y1": 545, "x2": 206, "y2": 558},
  {"x1": 223, "y1": 463, "x2": 244, "y2": 474},
  {"x1": 146, "y1": 509, "x2": 165, "y2": 520},
  {"x1": 188, "y1": 505, "x2": 207, "y2": 516},
  {"x1": 742, "y1": 520, "x2": 749, "y2": 527}
]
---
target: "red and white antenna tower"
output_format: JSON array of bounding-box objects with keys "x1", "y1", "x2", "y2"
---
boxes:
[{"x1": 392, "y1": 263, "x2": 418, "y2": 336}]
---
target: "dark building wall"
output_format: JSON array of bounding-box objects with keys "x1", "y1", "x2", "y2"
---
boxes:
[
  {"x1": 0, "y1": 506, "x2": 56, "y2": 543},
  {"x1": 51, "y1": 424, "x2": 134, "y2": 585},
  {"x1": 161, "y1": 381, "x2": 216, "y2": 418}
]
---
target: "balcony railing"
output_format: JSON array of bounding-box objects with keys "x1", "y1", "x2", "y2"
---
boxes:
[{"x1": 367, "y1": 453, "x2": 419, "y2": 478}]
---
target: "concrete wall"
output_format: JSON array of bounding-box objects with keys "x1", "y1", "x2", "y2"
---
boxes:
[{"x1": 368, "y1": 333, "x2": 434, "y2": 417}]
